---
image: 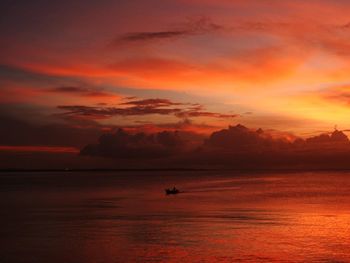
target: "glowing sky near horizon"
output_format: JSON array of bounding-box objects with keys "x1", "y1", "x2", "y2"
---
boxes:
[{"x1": 2, "y1": 0, "x2": 350, "y2": 137}]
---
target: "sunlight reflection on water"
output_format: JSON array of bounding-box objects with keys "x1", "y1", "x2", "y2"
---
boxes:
[{"x1": 1, "y1": 171, "x2": 350, "y2": 262}]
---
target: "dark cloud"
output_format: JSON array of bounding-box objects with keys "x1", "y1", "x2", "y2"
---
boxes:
[
  {"x1": 0, "y1": 114, "x2": 102, "y2": 148},
  {"x1": 49, "y1": 86, "x2": 117, "y2": 98},
  {"x1": 79, "y1": 124, "x2": 350, "y2": 170},
  {"x1": 203, "y1": 124, "x2": 291, "y2": 150},
  {"x1": 203, "y1": 124, "x2": 350, "y2": 151},
  {"x1": 121, "y1": 98, "x2": 183, "y2": 107},
  {"x1": 80, "y1": 129, "x2": 188, "y2": 159},
  {"x1": 57, "y1": 98, "x2": 237, "y2": 120},
  {"x1": 116, "y1": 16, "x2": 223, "y2": 43},
  {"x1": 121, "y1": 31, "x2": 189, "y2": 42},
  {"x1": 51, "y1": 86, "x2": 88, "y2": 93},
  {"x1": 175, "y1": 104, "x2": 237, "y2": 119},
  {"x1": 192, "y1": 125, "x2": 350, "y2": 169},
  {"x1": 305, "y1": 129, "x2": 349, "y2": 144},
  {"x1": 3, "y1": 119, "x2": 350, "y2": 169},
  {"x1": 57, "y1": 104, "x2": 182, "y2": 119},
  {"x1": 124, "y1": 96, "x2": 137, "y2": 100},
  {"x1": 118, "y1": 119, "x2": 211, "y2": 144}
]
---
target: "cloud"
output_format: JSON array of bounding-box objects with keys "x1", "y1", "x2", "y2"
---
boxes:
[
  {"x1": 104, "y1": 45, "x2": 305, "y2": 91},
  {"x1": 6, "y1": 0, "x2": 350, "y2": 157},
  {"x1": 120, "y1": 31, "x2": 189, "y2": 42},
  {"x1": 3, "y1": 118, "x2": 350, "y2": 169},
  {"x1": 203, "y1": 124, "x2": 350, "y2": 151},
  {"x1": 120, "y1": 119, "x2": 220, "y2": 140},
  {"x1": 121, "y1": 98, "x2": 183, "y2": 107},
  {"x1": 305, "y1": 129, "x2": 349, "y2": 145},
  {"x1": 57, "y1": 104, "x2": 182, "y2": 119},
  {"x1": 0, "y1": 114, "x2": 103, "y2": 148},
  {"x1": 80, "y1": 129, "x2": 188, "y2": 158},
  {"x1": 57, "y1": 98, "x2": 237, "y2": 120},
  {"x1": 116, "y1": 16, "x2": 223, "y2": 43},
  {"x1": 51, "y1": 86, "x2": 90, "y2": 93},
  {"x1": 79, "y1": 124, "x2": 350, "y2": 170},
  {"x1": 175, "y1": 104, "x2": 237, "y2": 119},
  {"x1": 192, "y1": 124, "x2": 350, "y2": 169},
  {"x1": 49, "y1": 86, "x2": 119, "y2": 98},
  {"x1": 203, "y1": 124, "x2": 292, "y2": 151},
  {"x1": 321, "y1": 85, "x2": 350, "y2": 104}
]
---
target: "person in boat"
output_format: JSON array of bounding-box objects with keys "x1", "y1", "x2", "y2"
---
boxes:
[{"x1": 165, "y1": 186, "x2": 180, "y2": 194}]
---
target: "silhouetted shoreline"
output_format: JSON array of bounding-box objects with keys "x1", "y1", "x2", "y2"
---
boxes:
[{"x1": 2, "y1": 168, "x2": 350, "y2": 173}]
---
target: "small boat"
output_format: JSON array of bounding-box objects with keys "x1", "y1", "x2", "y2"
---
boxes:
[{"x1": 165, "y1": 187, "x2": 180, "y2": 195}]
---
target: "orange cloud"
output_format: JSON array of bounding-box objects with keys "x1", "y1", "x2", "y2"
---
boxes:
[
  {"x1": 103, "y1": 45, "x2": 305, "y2": 91},
  {"x1": 0, "y1": 83, "x2": 121, "y2": 106},
  {"x1": 4, "y1": 0, "x2": 350, "y2": 137},
  {"x1": 122, "y1": 120, "x2": 219, "y2": 136}
]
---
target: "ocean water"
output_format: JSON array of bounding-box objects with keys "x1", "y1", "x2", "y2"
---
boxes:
[{"x1": 1, "y1": 170, "x2": 350, "y2": 263}]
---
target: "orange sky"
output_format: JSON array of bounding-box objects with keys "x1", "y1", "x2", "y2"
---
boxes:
[{"x1": 2, "y1": 0, "x2": 350, "y2": 142}]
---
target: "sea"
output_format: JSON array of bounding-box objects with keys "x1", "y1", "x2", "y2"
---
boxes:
[{"x1": 1, "y1": 170, "x2": 350, "y2": 262}]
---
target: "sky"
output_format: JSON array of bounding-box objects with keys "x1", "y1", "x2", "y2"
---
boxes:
[{"x1": 3, "y1": 0, "x2": 350, "y2": 168}]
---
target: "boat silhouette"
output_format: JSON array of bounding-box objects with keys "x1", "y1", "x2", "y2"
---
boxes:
[{"x1": 165, "y1": 187, "x2": 180, "y2": 195}]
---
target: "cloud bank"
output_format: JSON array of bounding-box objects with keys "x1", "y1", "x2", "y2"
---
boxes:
[
  {"x1": 81, "y1": 129, "x2": 188, "y2": 159},
  {"x1": 79, "y1": 124, "x2": 350, "y2": 169}
]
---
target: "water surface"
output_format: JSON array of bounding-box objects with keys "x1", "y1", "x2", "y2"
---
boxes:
[{"x1": 1, "y1": 171, "x2": 350, "y2": 262}]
